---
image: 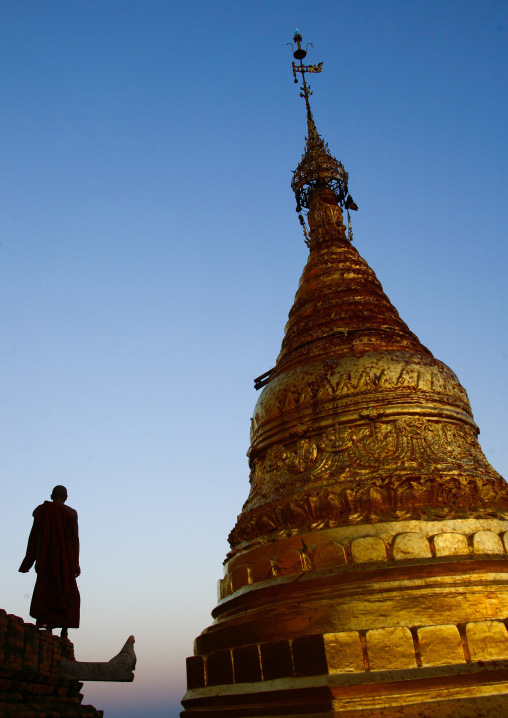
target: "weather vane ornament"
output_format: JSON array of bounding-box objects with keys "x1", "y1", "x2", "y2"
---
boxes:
[{"x1": 289, "y1": 30, "x2": 357, "y2": 242}]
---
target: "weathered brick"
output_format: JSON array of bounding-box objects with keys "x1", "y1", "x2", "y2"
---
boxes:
[
  {"x1": 37, "y1": 633, "x2": 54, "y2": 676},
  {"x1": 0, "y1": 611, "x2": 95, "y2": 715},
  {"x1": 61, "y1": 639, "x2": 75, "y2": 662},
  {"x1": 5, "y1": 615, "x2": 24, "y2": 670},
  {"x1": 23, "y1": 624, "x2": 40, "y2": 671}
]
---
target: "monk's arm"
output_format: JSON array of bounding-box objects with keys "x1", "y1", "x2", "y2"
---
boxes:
[{"x1": 19, "y1": 518, "x2": 40, "y2": 573}]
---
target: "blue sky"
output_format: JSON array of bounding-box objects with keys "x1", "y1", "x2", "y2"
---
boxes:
[{"x1": 1, "y1": 2, "x2": 507, "y2": 716}]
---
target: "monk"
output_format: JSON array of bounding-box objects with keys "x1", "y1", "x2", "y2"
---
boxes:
[{"x1": 19, "y1": 485, "x2": 80, "y2": 638}]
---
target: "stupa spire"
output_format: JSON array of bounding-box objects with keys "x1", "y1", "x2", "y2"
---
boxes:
[{"x1": 289, "y1": 30, "x2": 357, "y2": 220}]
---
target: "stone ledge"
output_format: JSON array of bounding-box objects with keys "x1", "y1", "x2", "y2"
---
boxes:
[{"x1": 181, "y1": 663, "x2": 508, "y2": 717}]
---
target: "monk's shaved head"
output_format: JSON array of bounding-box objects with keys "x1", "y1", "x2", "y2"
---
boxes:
[{"x1": 51, "y1": 485, "x2": 68, "y2": 500}]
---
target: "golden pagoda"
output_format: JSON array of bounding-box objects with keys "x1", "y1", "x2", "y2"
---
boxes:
[{"x1": 181, "y1": 32, "x2": 508, "y2": 717}]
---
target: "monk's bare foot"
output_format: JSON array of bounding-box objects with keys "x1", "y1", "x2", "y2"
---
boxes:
[{"x1": 61, "y1": 628, "x2": 68, "y2": 639}]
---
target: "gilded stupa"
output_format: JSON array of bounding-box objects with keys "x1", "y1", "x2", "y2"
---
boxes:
[{"x1": 181, "y1": 33, "x2": 508, "y2": 717}]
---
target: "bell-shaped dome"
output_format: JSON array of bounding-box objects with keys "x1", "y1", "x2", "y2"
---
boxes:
[{"x1": 229, "y1": 190, "x2": 506, "y2": 549}]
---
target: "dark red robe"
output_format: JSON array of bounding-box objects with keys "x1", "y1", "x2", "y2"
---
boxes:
[{"x1": 19, "y1": 501, "x2": 80, "y2": 628}]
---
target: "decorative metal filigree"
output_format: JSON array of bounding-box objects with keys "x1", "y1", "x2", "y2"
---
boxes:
[{"x1": 289, "y1": 31, "x2": 358, "y2": 216}]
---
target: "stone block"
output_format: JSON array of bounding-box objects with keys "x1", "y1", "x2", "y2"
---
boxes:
[
  {"x1": 260, "y1": 640, "x2": 293, "y2": 680},
  {"x1": 231, "y1": 564, "x2": 250, "y2": 592},
  {"x1": 324, "y1": 631, "x2": 364, "y2": 673},
  {"x1": 251, "y1": 556, "x2": 273, "y2": 584},
  {"x1": 292, "y1": 634, "x2": 328, "y2": 676},
  {"x1": 466, "y1": 620, "x2": 508, "y2": 661},
  {"x1": 351, "y1": 536, "x2": 387, "y2": 563},
  {"x1": 366, "y1": 626, "x2": 416, "y2": 670},
  {"x1": 472, "y1": 530, "x2": 504, "y2": 555},
  {"x1": 206, "y1": 648, "x2": 234, "y2": 686},
  {"x1": 222, "y1": 574, "x2": 232, "y2": 598},
  {"x1": 275, "y1": 549, "x2": 302, "y2": 576},
  {"x1": 434, "y1": 533, "x2": 469, "y2": 556},
  {"x1": 312, "y1": 542, "x2": 347, "y2": 570},
  {"x1": 418, "y1": 624, "x2": 465, "y2": 666},
  {"x1": 232, "y1": 644, "x2": 262, "y2": 683},
  {"x1": 186, "y1": 655, "x2": 205, "y2": 690},
  {"x1": 393, "y1": 532, "x2": 431, "y2": 559}
]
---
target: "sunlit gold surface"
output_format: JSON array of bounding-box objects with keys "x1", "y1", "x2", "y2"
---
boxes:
[
  {"x1": 181, "y1": 45, "x2": 508, "y2": 717},
  {"x1": 228, "y1": 195, "x2": 506, "y2": 551}
]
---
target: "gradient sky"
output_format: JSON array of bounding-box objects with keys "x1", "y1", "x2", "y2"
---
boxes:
[{"x1": 1, "y1": 2, "x2": 507, "y2": 716}]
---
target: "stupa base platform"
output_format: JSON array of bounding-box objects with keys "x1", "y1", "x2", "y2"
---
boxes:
[
  {"x1": 182, "y1": 519, "x2": 508, "y2": 717},
  {"x1": 181, "y1": 660, "x2": 508, "y2": 717}
]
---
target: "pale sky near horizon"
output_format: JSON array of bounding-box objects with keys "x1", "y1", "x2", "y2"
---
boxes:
[{"x1": 1, "y1": 2, "x2": 507, "y2": 716}]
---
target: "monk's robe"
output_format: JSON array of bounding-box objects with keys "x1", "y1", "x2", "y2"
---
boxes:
[{"x1": 19, "y1": 501, "x2": 80, "y2": 628}]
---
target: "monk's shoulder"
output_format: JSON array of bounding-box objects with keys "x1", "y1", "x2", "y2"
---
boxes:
[
  {"x1": 62, "y1": 504, "x2": 78, "y2": 521},
  {"x1": 33, "y1": 502, "x2": 48, "y2": 520}
]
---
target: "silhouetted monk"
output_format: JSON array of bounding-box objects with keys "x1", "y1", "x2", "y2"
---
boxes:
[{"x1": 19, "y1": 485, "x2": 80, "y2": 638}]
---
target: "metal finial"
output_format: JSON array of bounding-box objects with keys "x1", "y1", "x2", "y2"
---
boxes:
[{"x1": 288, "y1": 30, "x2": 323, "y2": 117}]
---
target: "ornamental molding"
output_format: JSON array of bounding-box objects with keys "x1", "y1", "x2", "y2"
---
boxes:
[
  {"x1": 230, "y1": 416, "x2": 506, "y2": 548},
  {"x1": 252, "y1": 356, "x2": 471, "y2": 442}
]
